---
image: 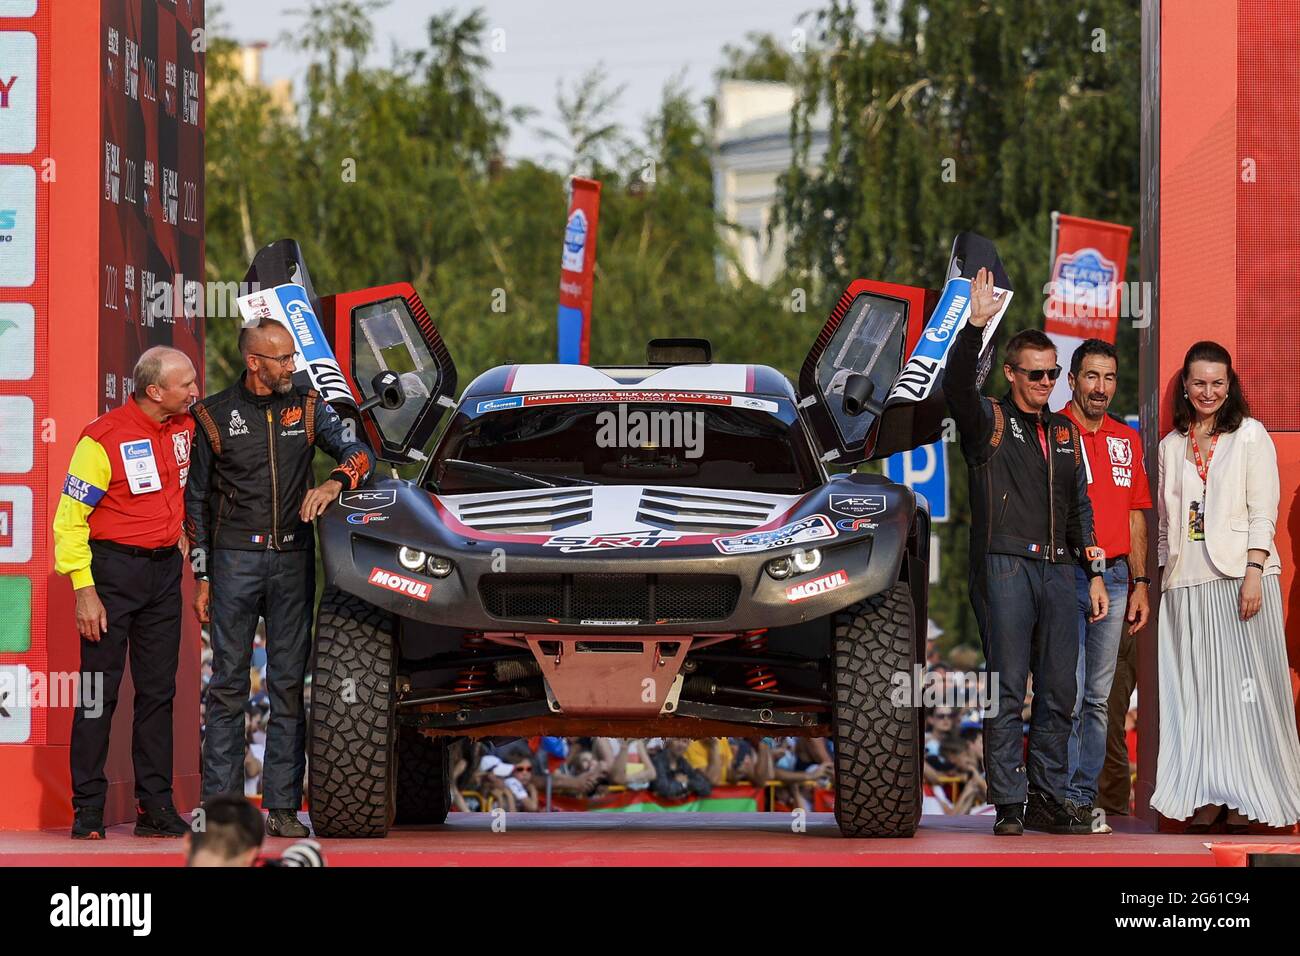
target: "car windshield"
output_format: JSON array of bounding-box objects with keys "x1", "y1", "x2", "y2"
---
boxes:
[{"x1": 428, "y1": 399, "x2": 820, "y2": 495}]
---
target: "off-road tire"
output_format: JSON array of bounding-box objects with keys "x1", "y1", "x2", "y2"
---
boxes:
[
  {"x1": 308, "y1": 587, "x2": 397, "y2": 838},
  {"x1": 831, "y1": 582, "x2": 922, "y2": 837},
  {"x1": 394, "y1": 729, "x2": 451, "y2": 825}
]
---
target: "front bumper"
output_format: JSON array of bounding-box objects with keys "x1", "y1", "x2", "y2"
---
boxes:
[{"x1": 319, "y1": 478, "x2": 914, "y2": 633}]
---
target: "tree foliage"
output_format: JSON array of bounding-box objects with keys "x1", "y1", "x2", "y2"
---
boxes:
[{"x1": 204, "y1": 0, "x2": 1141, "y2": 654}]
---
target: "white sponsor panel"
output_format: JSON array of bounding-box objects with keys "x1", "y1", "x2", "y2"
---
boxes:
[
  {"x1": 713, "y1": 514, "x2": 836, "y2": 555},
  {"x1": 0, "y1": 485, "x2": 32, "y2": 562},
  {"x1": 0, "y1": 302, "x2": 33, "y2": 379},
  {"x1": 0, "y1": 32, "x2": 36, "y2": 154},
  {"x1": 0, "y1": 165, "x2": 36, "y2": 287},
  {"x1": 0, "y1": 395, "x2": 32, "y2": 472},
  {"x1": 785, "y1": 569, "x2": 849, "y2": 603},
  {"x1": 0, "y1": 664, "x2": 31, "y2": 744},
  {"x1": 0, "y1": 1, "x2": 38, "y2": 16}
]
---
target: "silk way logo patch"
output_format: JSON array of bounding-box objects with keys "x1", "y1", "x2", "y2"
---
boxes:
[
  {"x1": 1054, "y1": 248, "x2": 1117, "y2": 307},
  {"x1": 561, "y1": 209, "x2": 587, "y2": 273}
]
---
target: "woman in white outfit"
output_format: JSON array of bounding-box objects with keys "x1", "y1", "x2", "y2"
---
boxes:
[{"x1": 1152, "y1": 341, "x2": 1300, "y2": 832}]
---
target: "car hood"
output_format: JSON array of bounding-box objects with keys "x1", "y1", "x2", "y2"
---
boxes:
[{"x1": 436, "y1": 485, "x2": 799, "y2": 539}]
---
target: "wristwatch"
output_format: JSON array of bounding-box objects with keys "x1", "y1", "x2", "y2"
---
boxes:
[{"x1": 1132, "y1": 576, "x2": 1151, "y2": 586}]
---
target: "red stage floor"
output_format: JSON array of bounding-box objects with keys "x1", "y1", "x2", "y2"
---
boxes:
[{"x1": 3, "y1": 812, "x2": 1293, "y2": 866}]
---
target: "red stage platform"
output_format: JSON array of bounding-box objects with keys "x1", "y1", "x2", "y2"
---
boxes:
[{"x1": 3, "y1": 813, "x2": 1292, "y2": 867}]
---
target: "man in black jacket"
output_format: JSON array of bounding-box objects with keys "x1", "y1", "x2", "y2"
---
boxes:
[
  {"x1": 945, "y1": 268, "x2": 1108, "y2": 836},
  {"x1": 185, "y1": 319, "x2": 372, "y2": 837}
]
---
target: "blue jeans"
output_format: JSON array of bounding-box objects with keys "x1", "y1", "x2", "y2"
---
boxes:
[
  {"x1": 1066, "y1": 560, "x2": 1130, "y2": 805},
  {"x1": 970, "y1": 553, "x2": 1079, "y2": 805}
]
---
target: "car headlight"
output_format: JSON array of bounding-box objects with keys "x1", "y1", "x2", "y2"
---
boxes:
[
  {"x1": 792, "y1": 548, "x2": 822, "y2": 573},
  {"x1": 426, "y1": 555, "x2": 454, "y2": 578},
  {"x1": 398, "y1": 547, "x2": 428, "y2": 571},
  {"x1": 765, "y1": 556, "x2": 794, "y2": 580}
]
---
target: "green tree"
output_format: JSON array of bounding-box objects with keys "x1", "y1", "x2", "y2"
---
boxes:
[{"x1": 778, "y1": 0, "x2": 1141, "y2": 654}]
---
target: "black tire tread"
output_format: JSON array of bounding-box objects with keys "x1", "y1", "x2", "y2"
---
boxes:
[
  {"x1": 395, "y1": 730, "x2": 451, "y2": 825},
  {"x1": 308, "y1": 587, "x2": 397, "y2": 838},
  {"x1": 832, "y1": 582, "x2": 922, "y2": 838}
]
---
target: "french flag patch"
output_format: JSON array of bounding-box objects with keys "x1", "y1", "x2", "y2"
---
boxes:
[
  {"x1": 251, "y1": 534, "x2": 266, "y2": 544},
  {"x1": 1027, "y1": 543, "x2": 1041, "y2": 554}
]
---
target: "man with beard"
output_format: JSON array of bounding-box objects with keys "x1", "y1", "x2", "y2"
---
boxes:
[
  {"x1": 185, "y1": 319, "x2": 372, "y2": 837},
  {"x1": 1057, "y1": 339, "x2": 1152, "y2": 826}
]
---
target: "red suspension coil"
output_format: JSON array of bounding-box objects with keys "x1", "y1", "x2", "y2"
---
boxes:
[
  {"x1": 454, "y1": 634, "x2": 489, "y2": 693},
  {"x1": 741, "y1": 629, "x2": 778, "y2": 693}
]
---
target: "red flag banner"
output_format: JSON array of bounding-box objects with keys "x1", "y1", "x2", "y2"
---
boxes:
[
  {"x1": 556, "y1": 177, "x2": 602, "y2": 364},
  {"x1": 1044, "y1": 214, "x2": 1132, "y2": 411}
]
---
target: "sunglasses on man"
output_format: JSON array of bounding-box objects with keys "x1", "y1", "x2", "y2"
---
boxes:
[{"x1": 1008, "y1": 364, "x2": 1062, "y2": 382}]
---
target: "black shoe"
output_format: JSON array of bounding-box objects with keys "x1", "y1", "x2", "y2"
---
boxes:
[
  {"x1": 993, "y1": 803, "x2": 1025, "y2": 836},
  {"x1": 1063, "y1": 799, "x2": 1112, "y2": 834},
  {"x1": 71, "y1": 807, "x2": 105, "y2": 840},
  {"x1": 134, "y1": 805, "x2": 189, "y2": 838},
  {"x1": 266, "y1": 809, "x2": 310, "y2": 838},
  {"x1": 1024, "y1": 789, "x2": 1093, "y2": 835}
]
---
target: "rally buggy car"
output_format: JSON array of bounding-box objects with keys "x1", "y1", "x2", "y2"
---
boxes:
[{"x1": 240, "y1": 233, "x2": 1011, "y2": 839}]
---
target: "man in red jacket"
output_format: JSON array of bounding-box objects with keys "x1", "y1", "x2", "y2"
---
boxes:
[{"x1": 53, "y1": 346, "x2": 199, "y2": 840}]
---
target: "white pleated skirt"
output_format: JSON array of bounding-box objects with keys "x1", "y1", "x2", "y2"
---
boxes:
[{"x1": 1152, "y1": 574, "x2": 1300, "y2": 826}]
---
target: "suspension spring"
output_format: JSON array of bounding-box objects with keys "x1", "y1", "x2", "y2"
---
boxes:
[
  {"x1": 453, "y1": 634, "x2": 489, "y2": 693},
  {"x1": 741, "y1": 629, "x2": 779, "y2": 693}
]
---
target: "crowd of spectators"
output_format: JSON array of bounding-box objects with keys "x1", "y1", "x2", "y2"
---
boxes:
[{"x1": 448, "y1": 735, "x2": 835, "y2": 812}]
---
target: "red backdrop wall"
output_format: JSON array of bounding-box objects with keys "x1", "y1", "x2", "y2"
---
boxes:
[
  {"x1": 0, "y1": 0, "x2": 204, "y2": 831},
  {"x1": 1143, "y1": 0, "x2": 1300, "y2": 829}
]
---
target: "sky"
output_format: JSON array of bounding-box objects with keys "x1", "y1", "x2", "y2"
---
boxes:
[{"x1": 211, "y1": 0, "x2": 825, "y2": 160}]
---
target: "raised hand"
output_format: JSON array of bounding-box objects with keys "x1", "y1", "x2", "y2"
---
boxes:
[{"x1": 968, "y1": 267, "x2": 1001, "y2": 328}]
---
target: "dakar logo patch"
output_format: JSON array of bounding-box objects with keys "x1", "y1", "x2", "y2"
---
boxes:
[
  {"x1": 228, "y1": 408, "x2": 249, "y2": 437},
  {"x1": 280, "y1": 405, "x2": 303, "y2": 428}
]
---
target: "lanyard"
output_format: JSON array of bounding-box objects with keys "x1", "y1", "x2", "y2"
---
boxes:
[{"x1": 1189, "y1": 430, "x2": 1218, "y2": 487}]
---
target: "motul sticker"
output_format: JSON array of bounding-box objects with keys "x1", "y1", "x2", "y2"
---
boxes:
[
  {"x1": 784, "y1": 569, "x2": 848, "y2": 603},
  {"x1": 368, "y1": 567, "x2": 431, "y2": 601}
]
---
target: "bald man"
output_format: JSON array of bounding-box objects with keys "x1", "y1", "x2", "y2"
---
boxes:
[
  {"x1": 185, "y1": 319, "x2": 371, "y2": 838},
  {"x1": 54, "y1": 346, "x2": 200, "y2": 840}
]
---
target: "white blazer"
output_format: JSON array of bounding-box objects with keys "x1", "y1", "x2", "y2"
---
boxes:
[{"x1": 1157, "y1": 416, "x2": 1282, "y2": 590}]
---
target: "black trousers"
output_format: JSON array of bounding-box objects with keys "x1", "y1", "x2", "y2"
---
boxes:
[
  {"x1": 70, "y1": 542, "x2": 183, "y2": 811},
  {"x1": 202, "y1": 548, "x2": 314, "y2": 809},
  {"x1": 970, "y1": 553, "x2": 1079, "y2": 805}
]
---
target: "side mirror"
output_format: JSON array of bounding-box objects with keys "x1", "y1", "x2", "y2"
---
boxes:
[
  {"x1": 841, "y1": 373, "x2": 879, "y2": 417},
  {"x1": 359, "y1": 370, "x2": 405, "y2": 412}
]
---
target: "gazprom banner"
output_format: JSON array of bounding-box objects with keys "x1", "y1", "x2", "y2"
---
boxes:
[
  {"x1": 236, "y1": 282, "x2": 357, "y2": 412},
  {"x1": 556, "y1": 177, "x2": 602, "y2": 364}
]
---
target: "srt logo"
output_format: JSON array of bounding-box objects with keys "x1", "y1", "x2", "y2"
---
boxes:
[
  {"x1": 544, "y1": 530, "x2": 681, "y2": 553},
  {"x1": 0, "y1": 76, "x2": 16, "y2": 109}
]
